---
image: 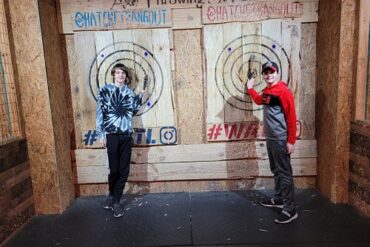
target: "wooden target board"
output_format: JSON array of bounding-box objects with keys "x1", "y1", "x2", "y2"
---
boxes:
[
  {"x1": 74, "y1": 29, "x2": 175, "y2": 148},
  {"x1": 204, "y1": 21, "x2": 301, "y2": 124}
]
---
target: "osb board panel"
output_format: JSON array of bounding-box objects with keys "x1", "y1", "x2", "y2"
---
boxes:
[
  {"x1": 173, "y1": 29, "x2": 203, "y2": 144},
  {"x1": 300, "y1": 23, "x2": 316, "y2": 139},
  {"x1": 73, "y1": 29, "x2": 175, "y2": 144},
  {"x1": 77, "y1": 177, "x2": 315, "y2": 196},
  {"x1": 8, "y1": 0, "x2": 61, "y2": 214},
  {"x1": 204, "y1": 21, "x2": 304, "y2": 125},
  {"x1": 316, "y1": 0, "x2": 343, "y2": 202},
  {"x1": 316, "y1": 0, "x2": 356, "y2": 203},
  {"x1": 39, "y1": 0, "x2": 75, "y2": 211},
  {"x1": 335, "y1": 0, "x2": 356, "y2": 203}
]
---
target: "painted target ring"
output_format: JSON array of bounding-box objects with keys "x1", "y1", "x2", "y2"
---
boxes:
[
  {"x1": 215, "y1": 35, "x2": 290, "y2": 111},
  {"x1": 88, "y1": 42, "x2": 164, "y2": 116}
]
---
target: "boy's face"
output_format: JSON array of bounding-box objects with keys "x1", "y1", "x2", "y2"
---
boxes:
[
  {"x1": 114, "y1": 68, "x2": 127, "y2": 84},
  {"x1": 262, "y1": 69, "x2": 278, "y2": 85}
]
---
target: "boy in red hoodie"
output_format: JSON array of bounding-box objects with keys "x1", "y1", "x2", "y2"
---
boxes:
[{"x1": 246, "y1": 61, "x2": 298, "y2": 224}]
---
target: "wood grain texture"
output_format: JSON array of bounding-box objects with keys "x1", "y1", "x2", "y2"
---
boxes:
[
  {"x1": 300, "y1": 23, "x2": 316, "y2": 139},
  {"x1": 75, "y1": 140, "x2": 317, "y2": 183},
  {"x1": 173, "y1": 29, "x2": 204, "y2": 144},
  {"x1": 77, "y1": 177, "x2": 315, "y2": 196},
  {"x1": 8, "y1": 0, "x2": 74, "y2": 213},
  {"x1": 316, "y1": 0, "x2": 356, "y2": 203},
  {"x1": 39, "y1": 0, "x2": 75, "y2": 211}
]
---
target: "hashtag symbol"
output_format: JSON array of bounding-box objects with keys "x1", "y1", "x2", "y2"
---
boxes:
[
  {"x1": 207, "y1": 124, "x2": 222, "y2": 140},
  {"x1": 90, "y1": 130, "x2": 98, "y2": 145},
  {"x1": 83, "y1": 130, "x2": 98, "y2": 146},
  {"x1": 83, "y1": 131, "x2": 91, "y2": 145}
]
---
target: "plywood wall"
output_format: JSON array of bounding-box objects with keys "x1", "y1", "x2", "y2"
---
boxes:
[
  {"x1": 8, "y1": 0, "x2": 75, "y2": 213},
  {"x1": 59, "y1": 0, "x2": 319, "y2": 193}
]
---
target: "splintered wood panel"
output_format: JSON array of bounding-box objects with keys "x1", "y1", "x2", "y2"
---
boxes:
[
  {"x1": 204, "y1": 24, "x2": 225, "y2": 123},
  {"x1": 151, "y1": 29, "x2": 175, "y2": 126},
  {"x1": 75, "y1": 139, "x2": 317, "y2": 183},
  {"x1": 204, "y1": 21, "x2": 302, "y2": 127},
  {"x1": 300, "y1": 23, "x2": 316, "y2": 139},
  {"x1": 282, "y1": 21, "x2": 301, "y2": 117},
  {"x1": 73, "y1": 29, "x2": 175, "y2": 143},
  {"x1": 242, "y1": 22, "x2": 263, "y2": 121},
  {"x1": 174, "y1": 29, "x2": 203, "y2": 144},
  {"x1": 74, "y1": 32, "x2": 97, "y2": 135},
  {"x1": 223, "y1": 23, "x2": 243, "y2": 123}
]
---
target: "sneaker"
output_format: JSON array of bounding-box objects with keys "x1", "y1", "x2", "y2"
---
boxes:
[
  {"x1": 274, "y1": 209, "x2": 298, "y2": 224},
  {"x1": 103, "y1": 196, "x2": 114, "y2": 210},
  {"x1": 113, "y1": 203, "x2": 125, "y2": 218},
  {"x1": 260, "y1": 198, "x2": 284, "y2": 208}
]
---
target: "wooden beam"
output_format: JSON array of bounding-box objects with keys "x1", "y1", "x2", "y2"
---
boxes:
[
  {"x1": 353, "y1": 0, "x2": 370, "y2": 120},
  {"x1": 8, "y1": 0, "x2": 74, "y2": 214}
]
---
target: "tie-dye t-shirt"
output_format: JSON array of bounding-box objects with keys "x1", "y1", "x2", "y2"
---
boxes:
[{"x1": 96, "y1": 83, "x2": 142, "y2": 139}]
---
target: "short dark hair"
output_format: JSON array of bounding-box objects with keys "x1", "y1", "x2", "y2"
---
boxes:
[{"x1": 111, "y1": 63, "x2": 131, "y2": 84}]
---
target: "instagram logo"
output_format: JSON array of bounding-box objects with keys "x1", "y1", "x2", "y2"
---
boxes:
[{"x1": 159, "y1": 127, "x2": 177, "y2": 145}]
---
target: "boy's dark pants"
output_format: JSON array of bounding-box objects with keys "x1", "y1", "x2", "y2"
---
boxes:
[
  {"x1": 106, "y1": 134, "x2": 132, "y2": 204},
  {"x1": 266, "y1": 139, "x2": 296, "y2": 212}
]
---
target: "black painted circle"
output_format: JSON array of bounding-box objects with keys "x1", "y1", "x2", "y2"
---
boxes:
[
  {"x1": 88, "y1": 42, "x2": 164, "y2": 116},
  {"x1": 214, "y1": 35, "x2": 290, "y2": 112}
]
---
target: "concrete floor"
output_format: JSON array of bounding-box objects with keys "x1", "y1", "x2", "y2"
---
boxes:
[{"x1": 3, "y1": 190, "x2": 370, "y2": 247}]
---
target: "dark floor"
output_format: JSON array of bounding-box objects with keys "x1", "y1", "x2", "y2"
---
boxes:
[{"x1": 3, "y1": 190, "x2": 370, "y2": 247}]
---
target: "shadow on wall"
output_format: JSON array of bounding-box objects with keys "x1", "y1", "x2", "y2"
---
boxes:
[{"x1": 218, "y1": 94, "x2": 263, "y2": 191}]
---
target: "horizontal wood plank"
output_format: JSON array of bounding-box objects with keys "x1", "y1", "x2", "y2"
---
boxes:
[
  {"x1": 76, "y1": 140, "x2": 316, "y2": 166},
  {"x1": 76, "y1": 176, "x2": 315, "y2": 195},
  {"x1": 76, "y1": 157, "x2": 316, "y2": 184}
]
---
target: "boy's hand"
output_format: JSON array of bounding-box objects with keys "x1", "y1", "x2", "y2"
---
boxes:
[
  {"x1": 246, "y1": 77, "x2": 255, "y2": 90},
  {"x1": 237, "y1": 72, "x2": 255, "y2": 90},
  {"x1": 287, "y1": 143, "x2": 295, "y2": 154}
]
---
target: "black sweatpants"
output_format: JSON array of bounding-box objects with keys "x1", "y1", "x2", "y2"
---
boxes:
[
  {"x1": 106, "y1": 134, "x2": 133, "y2": 204},
  {"x1": 266, "y1": 139, "x2": 296, "y2": 212}
]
